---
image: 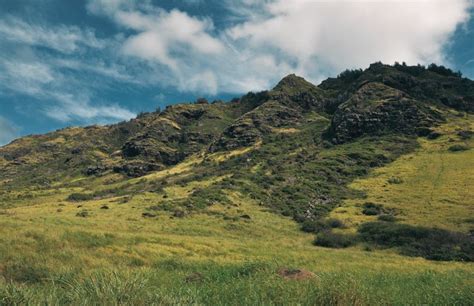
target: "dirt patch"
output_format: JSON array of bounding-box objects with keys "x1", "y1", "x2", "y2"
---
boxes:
[{"x1": 277, "y1": 268, "x2": 315, "y2": 280}]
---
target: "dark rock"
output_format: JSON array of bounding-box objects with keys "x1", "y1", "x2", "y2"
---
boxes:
[
  {"x1": 448, "y1": 144, "x2": 469, "y2": 152},
  {"x1": 85, "y1": 165, "x2": 107, "y2": 176},
  {"x1": 113, "y1": 161, "x2": 163, "y2": 177},
  {"x1": 185, "y1": 272, "x2": 204, "y2": 283},
  {"x1": 457, "y1": 130, "x2": 473, "y2": 140},
  {"x1": 427, "y1": 131, "x2": 442, "y2": 139},
  {"x1": 142, "y1": 212, "x2": 157, "y2": 218},
  {"x1": 76, "y1": 210, "x2": 89, "y2": 217},
  {"x1": 173, "y1": 209, "x2": 186, "y2": 218}
]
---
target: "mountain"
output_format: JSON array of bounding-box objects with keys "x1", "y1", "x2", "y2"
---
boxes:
[{"x1": 0, "y1": 63, "x2": 473, "y2": 304}]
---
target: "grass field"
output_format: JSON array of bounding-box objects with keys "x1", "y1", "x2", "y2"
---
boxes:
[{"x1": 0, "y1": 117, "x2": 472, "y2": 305}]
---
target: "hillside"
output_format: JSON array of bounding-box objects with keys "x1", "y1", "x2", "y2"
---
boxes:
[{"x1": 0, "y1": 62, "x2": 473, "y2": 304}]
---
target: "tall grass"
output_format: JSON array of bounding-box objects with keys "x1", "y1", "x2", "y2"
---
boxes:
[{"x1": 0, "y1": 262, "x2": 472, "y2": 305}]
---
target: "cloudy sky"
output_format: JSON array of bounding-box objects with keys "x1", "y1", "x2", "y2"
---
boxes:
[{"x1": 1, "y1": 0, "x2": 473, "y2": 145}]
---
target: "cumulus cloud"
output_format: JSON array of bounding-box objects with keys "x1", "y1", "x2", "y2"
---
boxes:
[
  {"x1": 0, "y1": 116, "x2": 19, "y2": 146},
  {"x1": 86, "y1": 0, "x2": 473, "y2": 94},
  {"x1": 227, "y1": 0, "x2": 473, "y2": 80},
  {"x1": 86, "y1": 0, "x2": 295, "y2": 94}
]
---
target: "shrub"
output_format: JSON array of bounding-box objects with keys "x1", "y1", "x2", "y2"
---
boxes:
[
  {"x1": 387, "y1": 177, "x2": 403, "y2": 184},
  {"x1": 67, "y1": 193, "x2": 94, "y2": 202},
  {"x1": 76, "y1": 210, "x2": 89, "y2": 218},
  {"x1": 301, "y1": 220, "x2": 328, "y2": 233},
  {"x1": 2, "y1": 261, "x2": 50, "y2": 283},
  {"x1": 448, "y1": 144, "x2": 469, "y2": 152},
  {"x1": 362, "y1": 202, "x2": 384, "y2": 216},
  {"x1": 457, "y1": 130, "x2": 473, "y2": 140},
  {"x1": 326, "y1": 218, "x2": 345, "y2": 228},
  {"x1": 378, "y1": 214, "x2": 396, "y2": 222},
  {"x1": 358, "y1": 222, "x2": 474, "y2": 261},
  {"x1": 426, "y1": 131, "x2": 442, "y2": 140},
  {"x1": 314, "y1": 232, "x2": 356, "y2": 248}
]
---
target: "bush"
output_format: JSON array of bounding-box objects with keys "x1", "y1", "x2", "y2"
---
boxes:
[
  {"x1": 387, "y1": 177, "x2": 403, "y2": 184},
  {"x1": 362, "y1": 202, "x2": 384, "y2": 216},
  {"x1": 301, "y1": 220, "x2": 328, "y2": 233},
  {"x1": 76, "y1": 210, "x2": 89, "y2": 218},
  {"x1": 67, "y1": 193, "x2": 94, "y2": 202},
  {"x1": 378, "y1": 214, "x2": 396, "y2": 222},
  {"x1": 426, "y1": 131, "x2": 442, "y2": 140},
  {"x1": 2, "y1": 261, "x2": 50, "y2": 283},
  {"x1": 314, "y1": 232, "x2": 356, "y2": 248},
  {"x1": 301, "y1": 218, "x2": 345, "y2": 233},
  {"x1": 358, "y1": 222, "x2": 474, "y2": 261},
  {"x1": 448, "y1": 144, "x2": 469, "y2": 152},
  {"x1": 326, "y1": 218, "x2": 345, "y2": 228},
  {"x1": 457, "y1": 130, "x2": 473, "y2": 140}
]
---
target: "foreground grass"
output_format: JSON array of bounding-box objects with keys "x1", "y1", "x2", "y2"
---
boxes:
[{"x1": 0, "y1": 189, "x2": 472, "y2": 304}]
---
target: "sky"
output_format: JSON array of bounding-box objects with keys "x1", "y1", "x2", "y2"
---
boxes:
[{"x1": 1, "y1": 0, "x2": 474, "y2": 145}]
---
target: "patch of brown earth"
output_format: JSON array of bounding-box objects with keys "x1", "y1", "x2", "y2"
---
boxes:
[{"x1": 277, "y1": 268, "x2": 315, "y2": 280}]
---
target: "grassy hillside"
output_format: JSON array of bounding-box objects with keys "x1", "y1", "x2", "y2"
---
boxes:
[
  {"x1": 0, "y1": 117, "x2": 472, "y2": 305},
  {"x1": 0, "y1": 63, "x2": 473, "y2": 304},
  {"x1": 332, "y1": 114, "x2": 473, "y2": 233}
]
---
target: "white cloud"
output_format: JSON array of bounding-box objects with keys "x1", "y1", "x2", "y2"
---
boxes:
[
  {"x1": 45, "y1": 93, "x2": 135, "y2": 122},
  {"x1": 108, "y1": 8, "x2": 225, "y2": 70},
  {"x1": 0, "y1": 16, "x2": 104, "y2": 53},
  {"x1": 85, "y1": 0, "x2": 473, "y2": 94},
  {"x1": 0, "y1": 116, "x2": 19, "y2": 146},
  {"x1": 227, "y1": 0, "x2": 472, "y2": 79},
  {"x1": 0, "y1": 16, "x2": 135, "y2": 124},
  {"x1": 0, "y1": 56, "x2": 135, "y2": 123},
  {"x1": 86, "y1": 0, "x2": 294, "y2": 93}
]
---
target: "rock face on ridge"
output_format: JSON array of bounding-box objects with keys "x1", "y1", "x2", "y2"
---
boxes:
[{"x1": 326, "y1": 82, "x2": 445, "y2": 143}]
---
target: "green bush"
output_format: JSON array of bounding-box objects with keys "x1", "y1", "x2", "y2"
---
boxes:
[
  {"x1": 76, "y1": 210, "x2": 89, "y2": 218},
  {"x1": 448, "y1": 144, "x2": 469, "y2": 152},
  {"x1": 301, "y1": 220, "x2": 328, "y2": 233},
  {"x1": 362, "y1": 202, "x2": 384, "y2": 216},
  {"x1": 67, "y1": 193, "x2": 94, "y2": 202},
  {"x1": 378, "y1": 214, "x2": 396, "y2": 222},
  {"x1": 2, "y1": 261, "x2": 51, "y2": 284},
  {"x1": 358, "y1": 222, "x2": 474, "y2": 261},
  {"x1": 327, "y1": 218, "x2": 345, "y2": 228},
  {"x1": 387, "y1": 177, "x2": 403, "y2": 184},
  {"x1": 314, "y1": 232, "x2": 356, "y2": 248}
]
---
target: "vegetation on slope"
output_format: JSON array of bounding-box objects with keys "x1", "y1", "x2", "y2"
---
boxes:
[{"x1": 0, "y1": 63, "x2": 473, "y2": 303}]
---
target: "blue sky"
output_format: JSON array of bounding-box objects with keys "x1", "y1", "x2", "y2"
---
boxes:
[{"x1": 1, "y1": 0, "x2": 473, "y2": 145}]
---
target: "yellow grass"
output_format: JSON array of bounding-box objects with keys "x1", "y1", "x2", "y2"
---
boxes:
[{"x1": 331, "y1": 114, "x2": 474, "y2": 233}]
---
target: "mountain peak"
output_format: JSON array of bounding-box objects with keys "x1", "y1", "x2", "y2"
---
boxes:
[{"x1": 273, "y1": 74, "x2": 313, "y2": 91}]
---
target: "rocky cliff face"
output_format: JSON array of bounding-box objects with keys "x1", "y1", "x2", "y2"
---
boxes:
[{"x1": 326, "y1": 82, "x2": 445, "y2": 143}]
